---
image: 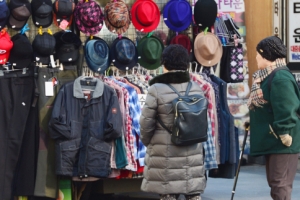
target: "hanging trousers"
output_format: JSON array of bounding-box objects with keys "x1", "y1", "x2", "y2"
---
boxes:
[
  {"x1": 265, "y1": 153, "x2": 299, "y2": 200},
  {"x1": 34, "y1": 67, "x2": 77, "y2": 198},
  {"x1": 0, "y1": 71, "x2": 34, "y2": 200}
]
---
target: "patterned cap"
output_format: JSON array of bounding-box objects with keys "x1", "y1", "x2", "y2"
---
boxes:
[
  {"x1": 74, "y1": 0, "x2": 104, "y2": 36},
  {"x1": 104, "y1": 0, "x2": 131, "y2": 35}
]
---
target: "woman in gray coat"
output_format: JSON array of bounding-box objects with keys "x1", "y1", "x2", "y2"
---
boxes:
[{"x1": 140, "y1": 45, "x2": 206, "y2": 200}]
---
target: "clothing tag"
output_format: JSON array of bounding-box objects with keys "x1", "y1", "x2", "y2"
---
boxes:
[
  {"x1": 45, "y1": 82, "x2": 54, "y2": 96},
  {"x1": 50, "y1": 55, "x2": 56, "y2": 68},
  {"x1": 59, "y1": 19, "x2": 69, "y2": 30},
  {"x1": 138, "y1": 94, "x2": 147, "y2": 108}
]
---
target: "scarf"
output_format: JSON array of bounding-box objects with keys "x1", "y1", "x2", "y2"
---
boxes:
[{"x1": 247, "y1": 59, "x2": 286, "y2": 110}]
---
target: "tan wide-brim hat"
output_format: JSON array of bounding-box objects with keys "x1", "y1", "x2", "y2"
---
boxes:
[{"x1": 194, "y1": 32, "x2": 223, "y2": 66}]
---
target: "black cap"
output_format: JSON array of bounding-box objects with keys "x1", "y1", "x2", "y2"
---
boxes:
[
  {"x1": 256, "y1": 36, "x2": 287, "y2": 62},
  {"x1": 31, "y1": 0, "x2": 53, "y2": 28},
  {"x1": 194, "y1": 0, "x2": 217, "y2": 29},
  {"x1": 54, "y1": 31, "x2": 81, "y2": 63},
  {"x1": 9, "y1": 33, "x2": 33, "y2": 69},
  {"x1": 53, "y1": 0, "x2": 75, "y2": 27},
  {"x1": 8, "y1": 0, "x2": 31, "y2": 30},
  {"x1": 0, "y1": 0, "x2": 10, "y2": 30},
  {"x1": 32, "y1": 32, "x2": 56, "y2": 65}
]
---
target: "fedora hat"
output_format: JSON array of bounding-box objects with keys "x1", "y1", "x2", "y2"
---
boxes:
[
  {"x1": 110, "y1": 37, "x2": 138, "y2": 71},
  {"x1": 194, "y1": 32, "x2": 222, "y2": 66},
  {"x1": 131, "y1": 0, "x2": 160, "y2": 33},
  {"x1": 84, "y1": 37, "x2": 111, "y2": 74},
  {"x1": 74, "y1": 0, "x2": 104, "y2": 36},
  {"x1": 170, "y1": 34, "x2": 191, "y2": 54},
  {"x1": 163, "y1": 0, "x2": 192, "y2": 32},
  {"x1": 137, "y1": 35, "x2": 164, "y2": 70},
  {"x1": 104, "y1": 0, "x2": 131, "y2": 35},
  {"x1": 194, "y1": 0, "x2": 217, "y2": 29}
]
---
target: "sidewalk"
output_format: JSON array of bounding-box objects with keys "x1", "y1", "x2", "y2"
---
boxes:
[{"x1": 98, "y1": 164, "x2": 300, "y2": 200}]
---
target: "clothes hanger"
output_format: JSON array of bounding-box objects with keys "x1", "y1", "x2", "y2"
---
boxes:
[{"x1": 0, "y1": 63, "x2": 29, "y2": 76}]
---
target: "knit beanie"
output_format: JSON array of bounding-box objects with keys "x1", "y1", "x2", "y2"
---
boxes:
[
  {"x1": 161, "y1": 44, "x2": 189, "y2": 71},
  {"x1": 256, "y1": 36, "x2": 287, "y2": 62}
]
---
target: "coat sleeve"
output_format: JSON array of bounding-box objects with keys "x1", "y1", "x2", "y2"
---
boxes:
[
  {"x1": 104, "y1": 89, "x2": 123, "y2": 140},
  {"x1": 271, "y1": 78, "x2": 299, "y2": 135},
  {"x1": 139, "y1": 85, "x2": 158, "y2": 146},
  {"x1": 49, "y1": 86, "x2": 71, "y2": 140}
]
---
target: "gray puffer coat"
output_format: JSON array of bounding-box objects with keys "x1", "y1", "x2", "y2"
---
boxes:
[{"x1": 139, "y1": 71, "x2": 206, "y2": 195}]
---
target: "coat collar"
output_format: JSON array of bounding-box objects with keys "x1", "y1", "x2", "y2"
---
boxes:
[
  {"x1": 73, "y1": 76, "x2": 104, "y2": 99},
  {"x1": 149, "y1": 71, "x2": 190, "y2": 86}
]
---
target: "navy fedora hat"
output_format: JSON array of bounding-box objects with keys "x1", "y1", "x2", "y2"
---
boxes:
[
  {"x1": 110, "y1": 37, "x2": 138, "y2": 71},
  {"x1": 163, "y1": 0, "x2": 192, "y2": 32},
  {"x1": 84, "y1": 37, "x2": 111, "y2": 74}
]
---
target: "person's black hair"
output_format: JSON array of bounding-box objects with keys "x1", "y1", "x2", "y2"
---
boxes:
[{"x1": 161, "y1": 44, "x2": 189, "y2": 71}]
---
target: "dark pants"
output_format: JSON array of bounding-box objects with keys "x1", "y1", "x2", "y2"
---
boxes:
[
  {"x1": 265, "y1": 153, "x2": 299, "y2": 200},
  {"x1": 34, "y1": 67, "x2": 77, "y2": 198},
  {"x1": 0, "y1": 73, "x2": 34, "y2": 200}
]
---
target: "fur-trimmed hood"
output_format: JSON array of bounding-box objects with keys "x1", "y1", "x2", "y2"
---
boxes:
[{"x1": 149, "y1": 71, "x2": 190, "y2": 86}]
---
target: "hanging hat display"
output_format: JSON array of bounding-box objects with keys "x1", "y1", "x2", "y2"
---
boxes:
[
  {"x1": 9, "y1": 33, "x2": 33, "y2": 69},
  {"x1": 74, "y1": 0, "x2": 104, "y2": 36},
  {"x1": 0, "y1": 0, "x2": 10, "y2": 30},
  {"x1": 53, "y1": 0, "x2": 75, "y2": 29},
  {"x1": 31, "y1": 0, "x2": 53, "y2": 28},
  {"x1": 194, "y1": 0, "x2": 217, "y2": 29},
  {"x1": 137, "y1": 35, "x2": 164, "y2": 70},
  {"x1": 163, "y1": 0, "x2": 192, "y2": 32},
  {"x1": 8, "y1": 0, "x2": 31, "y2": 30},
  {"x1": 194, "y1": 32, "x2": 222, "y2": 66},
  {"x1": 104, "y1": 0, "x2": 131, "y2": 35},
  {"x1": 131, "y1": 0, "x2": 160, "y2": 33},
  {"x1": 84, "y1": 37, "x2": 111, "y2": 74},
  {"x1": 169, "y1": 34, "x2": 191, "y2": 54},
  {"x1": 0, "y1": 31, "x2": 13, "y2": 65},
  {"x1": 110, "y1": 37, "x2": 138, "y2": 71}
]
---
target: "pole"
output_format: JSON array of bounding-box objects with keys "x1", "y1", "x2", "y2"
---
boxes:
[{"x1": 230, "y1": 122, "x2": 250, "y2": 200}]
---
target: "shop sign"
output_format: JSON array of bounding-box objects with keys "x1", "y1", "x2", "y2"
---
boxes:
[
  {"x1": 287, "y1": 0, "x2": 300, "y2": 63},
  {"x1": 273, "y1": 0, "x2": 282, "y2": 38},
  {"x1": 215, "y1": 0, "x2": 245, "y2": 12}
]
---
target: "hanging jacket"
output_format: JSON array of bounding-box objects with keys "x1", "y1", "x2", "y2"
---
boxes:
[{"x1": 49, "y1": 77, "x2": 122, "y2": 178}]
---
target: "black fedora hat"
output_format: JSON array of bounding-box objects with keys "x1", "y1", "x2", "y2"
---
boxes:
[
  {"x1": 194, "y1": 0, "x2": 217, "y2": 29},
  {"x1": 110, "y1": 37, "x2": 138, "y2": 71}
]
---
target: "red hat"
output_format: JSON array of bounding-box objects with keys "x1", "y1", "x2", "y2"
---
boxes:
[
  {"x1": 170, "y1": 34, "x2": 191, "y2": 54},
  {"x1": 0, "y1": 31, "x2": 13, "y2": 65},
  {"x1": 131, "y1": 0, "x2": 160, "y2": 33}
]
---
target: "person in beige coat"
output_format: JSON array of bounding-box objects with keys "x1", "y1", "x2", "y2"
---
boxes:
[{"x1": 140, "y1": 45, "x2": 206, "y2": 200}]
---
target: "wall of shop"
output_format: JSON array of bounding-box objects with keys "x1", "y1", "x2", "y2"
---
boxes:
[{"x1": 244, "y1": 0, "x2": 273, "y2": 87}]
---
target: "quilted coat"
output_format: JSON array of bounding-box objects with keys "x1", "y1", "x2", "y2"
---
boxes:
[{"x1": 139, "y1": 71, "x2": 206, "y2": 195}]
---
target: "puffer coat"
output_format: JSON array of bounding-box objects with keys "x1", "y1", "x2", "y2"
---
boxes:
[{"x1": 139, "y1": 71, "x2": 206, "y2": 195}]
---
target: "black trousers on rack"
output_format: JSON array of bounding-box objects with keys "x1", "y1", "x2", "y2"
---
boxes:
[
  {"x1": 34, "y1": 67, "x2": 78, "y2": 198},
  {"x1": 0, "y1": 71, "x2": 35, "y2": 200}
]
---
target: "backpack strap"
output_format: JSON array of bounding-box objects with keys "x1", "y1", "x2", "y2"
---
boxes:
[
  {"x1": 157, "y1": 116, "x2": 172, "y2": 134},
  {"x1": 167, "y1": 82, "x2": 192, "y2": 97}
]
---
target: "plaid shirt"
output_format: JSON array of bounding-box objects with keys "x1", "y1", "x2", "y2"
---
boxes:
[
  {"x1": 190, "y1": 74, "x2": 215, "y2": 137},
  {"x1": 114, "y1": 79, "x2": 146, "y2": 167},
  {"x1": 202, "y1": 116, "x2": 218, "y2": 170},
  {"x1": 109, "y1": 78, "x2": 137, "y2": 171},
  {"x1": 190, "y1": 74, "x2": 218, "y2": 170}
]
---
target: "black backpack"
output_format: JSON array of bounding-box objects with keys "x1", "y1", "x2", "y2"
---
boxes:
[{"x1": 157, "y1": 82, "x2": 208, "y2": 146}]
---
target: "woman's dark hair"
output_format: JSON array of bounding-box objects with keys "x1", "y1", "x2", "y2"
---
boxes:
[{"x1": 161, "y1": 44, "x2": 189, "y2": 71}]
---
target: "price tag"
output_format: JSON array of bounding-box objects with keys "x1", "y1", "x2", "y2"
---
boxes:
[{"x1": 45, "y1": 82, "x2": 54, "y2": 96}]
